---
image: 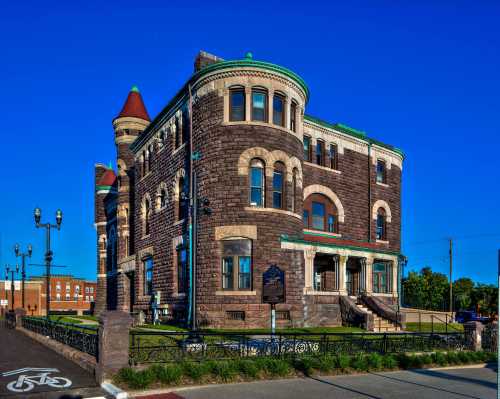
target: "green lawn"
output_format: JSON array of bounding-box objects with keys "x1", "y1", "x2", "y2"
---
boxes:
[
  {"x1": 48, "y1": 315, "x2": 84, "y2": 324},
  {"x1": 405, "y1": 322, "x2": 464, "y2": 333},
  {"x1": 70, "y1": 315, "x2": 98, "y2": 322}
]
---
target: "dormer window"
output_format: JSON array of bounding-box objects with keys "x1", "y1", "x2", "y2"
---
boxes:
[
  {"x1": 229, "y1": 88, "x2": 245, "y2": 121},
  {"x1": 251, "y1": 89, "x2": 267, "y2": 122},
  {"x1": 273, "y1": 93, "x2": 285, "y2": 126}
]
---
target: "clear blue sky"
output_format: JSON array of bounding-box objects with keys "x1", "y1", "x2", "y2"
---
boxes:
[{"x1": 1, "y1": 1, "x2": 498, "y2": 284}]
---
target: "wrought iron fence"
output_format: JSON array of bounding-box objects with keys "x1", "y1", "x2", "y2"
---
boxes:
[
  {"x1": 4, "y1": 311, "x2": 16, "y2": 329},
  {"x1": 129, "y1": 330, "x2": 467, "y2": 365},
  {"x1": 22, "y1": 317, "x2": 98, "y2": 359}
]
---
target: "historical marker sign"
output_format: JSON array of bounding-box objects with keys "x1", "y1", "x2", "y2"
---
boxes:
[{"x1": 262, "y1": 264, "x2": 285, "y2": 304}]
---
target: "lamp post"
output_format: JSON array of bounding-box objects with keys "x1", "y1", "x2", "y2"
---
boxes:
[
  {"x1": 27, "y1": 304, "x2": 37, "y2": 316},
  {"x1": 5, "y1": 265, "x2": 19, "y2": 311},
  {"x1": 14, "y1": 243, "x2": 32, "y2": 309},
  {"x1": 34, "y1": 208, "x2": 62, "y2": 318}
]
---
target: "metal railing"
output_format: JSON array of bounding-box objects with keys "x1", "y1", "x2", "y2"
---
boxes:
[
  {"x1": 22, "y1": 317, "x2": 98, "y2": 359},
  {"x1": 129, "y1": 330, "x2": 467, "y2": 365}
]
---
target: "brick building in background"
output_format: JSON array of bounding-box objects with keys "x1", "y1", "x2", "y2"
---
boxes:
[
  {"x1": 95, "y1": 51, "x2": 405, "y2": 329},
  {"x1": 0, "y1": 275, "x2": 96, "y2": 316}
]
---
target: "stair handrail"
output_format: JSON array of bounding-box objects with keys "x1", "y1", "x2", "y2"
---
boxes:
[{"x1": 360, "y1": 294, "x2": 406, "y2": 330}]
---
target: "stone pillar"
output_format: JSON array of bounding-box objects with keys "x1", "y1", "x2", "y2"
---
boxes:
[
  {"x1": 391, "y1": 260, "x2": 398, "y2": 295},
  {"x1": 96, "y1": 311, "x2": 133, "y2": 383},
  {"x1": 14, "y1": 308, "x2": 26, "y2": 327},
  {"x1": 338, "y1": 255, "x2": 348, "y2": 295},
  {"x1": 464, "y1": 321, "x2": 485, "y2": 351},
  {"x1": 245, "y1": 87, "x2": 251, "y2": 122},
  {"x1": 365, "y1": 258, "x2": 373, "y2": 294},
  {"x1": 116, "y1": 270, "x2": 130, "y2": 312},
  {"x1": 94, "y1": 235, "x2": 108, "y2": 317},
  {"x1": 304, "y1": 250, "x2": 315, "y2": 292}
]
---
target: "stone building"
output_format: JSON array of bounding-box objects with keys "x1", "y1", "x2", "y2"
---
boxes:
[{"x1": 94, "y1": 51, "x2": 405, "y2": 329}]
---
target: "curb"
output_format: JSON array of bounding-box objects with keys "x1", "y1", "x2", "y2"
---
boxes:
[
  {"x1": 427, "y1": 362, "x2": 491, "y2": 371},
  {"x1": 102, "y1": 380, "x2": 128, "y2": 398}
]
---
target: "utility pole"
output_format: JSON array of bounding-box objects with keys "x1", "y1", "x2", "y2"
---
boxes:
[{"x1": 449, "y1": 238, "x2": 453, "y2": 314}]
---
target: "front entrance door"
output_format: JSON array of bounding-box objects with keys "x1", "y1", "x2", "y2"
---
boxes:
[{"x1": 346, "y1": 269, "x2": 358, "y2": 296}]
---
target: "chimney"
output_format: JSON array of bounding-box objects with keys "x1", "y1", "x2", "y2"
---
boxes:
[{"x1": 194, "y1": 51, "x2": 223, "y2": 72}]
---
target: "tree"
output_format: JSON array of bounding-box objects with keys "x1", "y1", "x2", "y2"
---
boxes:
[{"x1": 453, "y1": 277, "x2": 474, "y2": 311}]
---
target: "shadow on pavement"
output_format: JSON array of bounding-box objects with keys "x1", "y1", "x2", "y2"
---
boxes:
[
  {"x1": 409, "y1": 365, "x2": 497, "y2": 390},
  {"x1": 369, "y1": 370, "x2": 489, "y2": 399},
  {"x1": 308, "y1": 376, "x2": 384, "y2": 399}
]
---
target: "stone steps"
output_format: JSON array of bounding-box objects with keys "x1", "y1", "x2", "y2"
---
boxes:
[{"x1": 355, "y1": 302, "x2": 400, "y2": 332}]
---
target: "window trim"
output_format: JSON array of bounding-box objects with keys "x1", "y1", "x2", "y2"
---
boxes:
[
  {"x1": 221, "y1": 239, "x2": 253, "y2": 291},
  {"x1": 272, "y1": 93, "x2": 285, "y2": 127},
  {"x1": 249, "y1": 159, "x2": 265, "y2": 207},
  {"x1": 376, "y1": 159, "x2": 387, "y2": 184},
  {"x1": 251, "y1": 88, "x2": 268, "y2": 122},
  {"x1": 229, "y1": 87, "x2": 246, "y2": 122},
  {"x1": 303, "y1": 193, "x2": 339, "y2": 233}
]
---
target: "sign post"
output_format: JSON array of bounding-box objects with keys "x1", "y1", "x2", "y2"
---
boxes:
[{"x1": 262, "y1": 264, "x2": 285, "y2": 336}]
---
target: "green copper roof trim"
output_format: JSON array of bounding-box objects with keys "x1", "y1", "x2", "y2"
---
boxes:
[
  {"x1": 131, "y1": 85, "x2": 140, "y2": 93},
  {"x1": 96, "y1": 185, "x2": 116, "y2": 191},
  {"x1": 195, "y1": 58, "x2": 309, "y2": 100},
  {"x1": 131, "y1": 56, "x2": 309, "y2": 152},
  {"x1": 304, "y1": 114, "x2": 405, "y2": 158},
  {"x1": 281, "y1": 235, "x2": 401, "y2": 257}
]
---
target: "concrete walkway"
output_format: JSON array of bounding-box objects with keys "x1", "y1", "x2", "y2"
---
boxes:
[{"x1": 165, "y1": 366, "x2": 497, "y2": 399}]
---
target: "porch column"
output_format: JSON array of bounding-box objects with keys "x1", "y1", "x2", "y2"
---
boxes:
[
  {"x1": 304, "y1": 250, "x2": 316, "y2": 292},
  {"x1": 338, "y1": 255, "x2": 348, "y2": 295},
  {"x1": 391, "y1": 260, "x2": 398, "y2": 295},
  {"x1": 365, "y1": 257, "x2": 374, "y2": 294}
]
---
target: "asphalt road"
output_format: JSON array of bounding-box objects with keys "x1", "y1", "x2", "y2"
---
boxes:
[
  {"x1": 175, "y1": 366, "x2": 497, "y2": 399},
  {"x1": 0, "y1": 326, "x2": 107, "y2": 398}
]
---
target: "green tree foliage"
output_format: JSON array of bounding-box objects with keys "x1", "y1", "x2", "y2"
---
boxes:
[{"x1": 403, "y1": 268, "x2": 497, "y2": 315}]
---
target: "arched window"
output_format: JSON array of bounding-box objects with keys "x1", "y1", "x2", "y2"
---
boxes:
[
  {"x1": 251, "y1": 88, "x2": 268, "y2": 122},
  {"x1": 229, "y1": 87, "x2": 245, "y2": 121},
  {"x1": 249, "y1": 159, "x2": 265, "y2": 207},
  {"x1": 178, "y1": 176, "x2": 187, "y2": 220},
  {"x1": 144, "y1": 198, "x2": 151, "y2": 235},
  {"x1": 221, "y1": 238, "x2": 252, "y2": 290},
  {"x1": 376, "y1": 208, "x2": 387, "y2": 240},
  {"x1": 303, "y1": 193, "x2": 338, "y2": 233},
  {"x1": 273, "y1": 93, "x2": 285, "y2": 126},
  {"x1": 159, "y1": 188, "x2": 167, "y2": 208},
  {"x1": 272, "y1": 162, "x2": 285, "y2": 209},
  {"x1": 148, "y1": 145, "x2": 153, "y2": 172},
  {"x1": 292, "y1": 168, "x2": 298, "y2": 213}
]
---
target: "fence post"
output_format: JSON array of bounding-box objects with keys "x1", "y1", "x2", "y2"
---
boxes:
[{"x1": 95, "y1": 311, "x2": 133, "y2": 384}]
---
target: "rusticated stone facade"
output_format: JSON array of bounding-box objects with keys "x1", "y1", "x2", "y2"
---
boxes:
[{"x1": 94, "y1": 51, "x2": 405, "y2": 328}]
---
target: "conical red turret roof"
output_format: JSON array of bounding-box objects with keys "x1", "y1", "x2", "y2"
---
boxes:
[
  {"x1": 116, "y1": 86, "x2": 150, "y2": 121},
  {"x1": 97, "y1": 168, "x2": 117, "y2": 187}
]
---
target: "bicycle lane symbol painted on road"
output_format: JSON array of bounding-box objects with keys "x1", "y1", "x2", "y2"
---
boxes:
[{"x1": 2, "y1": 368, "x2": 72, "y2": 393}]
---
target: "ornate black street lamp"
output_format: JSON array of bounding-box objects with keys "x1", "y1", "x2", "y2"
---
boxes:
[
  {"x1": 5, "y1": 264, "x2": 19, "y2": 311},
  {"x1": 14, "y1": 243, "x2": 32, "y2": 309},
  {"x1": 34, "y1": 208, "x2": 62, "y2": 318},
  {"x1": 27, "y1": 303, "x2": 38, "y2": 316}
]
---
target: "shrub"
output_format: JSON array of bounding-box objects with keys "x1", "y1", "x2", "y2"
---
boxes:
[
  {"x1": 182, "y1": 362, "x2": 209, "y2": 382},
  {"x1": 432, "y1": 352, "x2": 448, "y2": 366},
  {"x1": 236, "y1": 360, "x2": 260, "y2": 379},
  {"x1": 419, "y1": 354, "x2": 433, "y2": 366},
  {"x1": 294, "y1": 357, "x2": 315, "y2": 376},
  {"x1": 264, "y1": 359, "x2": 290, "y2": 377},
  {"x1": 457, "y1": 351, "x2": 471, "y2": 364},
  {"x1": 382, "y1": 354, "x2": 398, "y2": 369},
  {"x1": 211, "y1": 361, "x2": 238, "y2": 382},
  {"x1": 114, "y1": 367, "x2": 135, "y2": 385},
  {"x1": 317, "y1": 355, "x2": 336, "y2": 373},
  {"x1": 409, "y1": 355, "x2": 424, "y2": 369},
  {"x1": 126, "y1": 368, "x2": 155, "y2": 390},
  {"x1": 445, "y1": 352, "x2": 460, "y2": 365},
  {"x1": 367, "y1": 353, "x2": 383, "y2": 371},
  {"x1": 336, "y1": 354, "x2": 351, "y2": 371},
  {"x1": 351, "y1": 354, "x2": 369, "y2": 372},
  {"x1": 156, "y1": 364, "x2": 183, "y2": 385},
  {"x1": 397, "y1": 353, "x2": 412, "y2": 369}
]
